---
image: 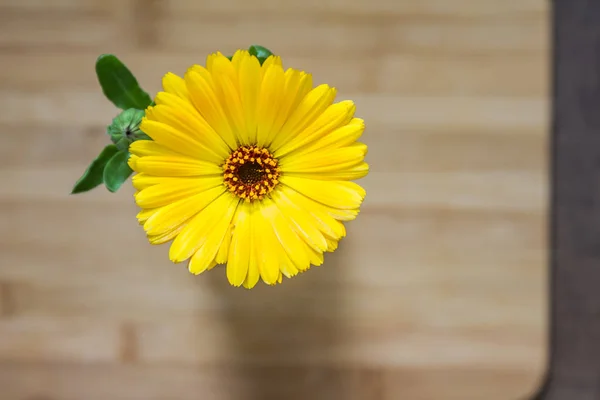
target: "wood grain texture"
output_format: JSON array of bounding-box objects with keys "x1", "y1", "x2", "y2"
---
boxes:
[{"x1": 0, "y1": 0, "x2": 549, "y2": 399}]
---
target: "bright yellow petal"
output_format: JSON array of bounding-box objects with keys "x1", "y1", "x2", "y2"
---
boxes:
[
  {"x1": 295, "y1": 162, "x2": 369, "y2": 181},
  {"x1": 284, "y1": 187, "x2": 360, "y2": 222},
  {"x1": 269, "y1": 84, "x2": 337, "y2": 152},
  {"x1": 132, "y1": 173, "x2": 217, "y2": 191},
  {"x1": 279, "y1": 185, "x2": 347, "y2": 241},
  {"x1": 256, "y1": 199, "x2": 300, "y2": 278},
  {"x1": 162, "y1": 72, "x2": 190, "y2": 101},
  {"x1": 261, "y1": 55, "x2": 283, "y2": 71},
  {"x1": 237, "y1": 52, "x2": 262, "y2": 144},
  {"x1": 280, "y1": 175, "x2": 365, "y2": 210},
  {"x1": 210, "y1": 54, "x2": 249, "y2": 146},
  {"x1": 145, "y1": 104, "x2": 230, "y2": 162},
  {"x1": 280, "y1": 142, "x2": 367, "y2": 174},
  {"x1": 274, "y1": 100, "x2": 355, "y2": 158},
  {"x1": 270, "y1": 189, "x2": 328, "y2": 253},
  {"x1": 140, "y1": 118, "x2": 222, "y2": 163},
  {"x1": 243, "y1": 204, "x2": 260, "y2": 289},
  {"x1": 129, "y1": 140, "x2": 183, "y2": 159},
  {"x1": 136, "y1": 208, "x2": 155, "y2": 224},
  {"x1": 131, "y1": 155, "x2": 223, "y2": 177},
  {"x1": 230, "y1": 49, "x2": 246, "y2": 71},
  {"x1": 132, "y1": 173, "x2": 160, "y2": 190},
  {"x1": 307, "y1": 244, "x2": 324, "y2": 266},
  {"x1": 297, "y1": 118, "x2": 365, "y2": 155},
  {"x1": 282, "y1": 69, "x2": 313, "y2": 121},
  {"x1": 263, "y1": 198, "x2": 309, "y2": 274},
  {"x1": 227, "y1": 202, "x2": 252, "y2": 286},
  {"x1": 168, "y1": 191, "x2": 234, "y2": 263},
  {"x1": 187, "y1": 195, "x2": 239, "y2": 274},
  {"x1": 148, "y1": 224, "x2": 184, "y2": 245},
  {"x1": 255, "y1": 64, "x2": 285, "y2": 148},
  {"x1": 253, "y1": 202, "x2": 283, "y2": 285},
  {"x1": 325, "y1": 236, "x2": 339, "y2": 252},
  {"x1": 135, "y1": 176, "x2": 223, "y2": 208},
  {"x1": 154, "y1": 91, "x2": 202, "y2": 120},
  {"x1": 184, "y1": 66, "x2": 238, "y2": 150},
  {"x1": 262, "y1": 68, "x2": 312, "y2": 147},
  {"x1": 215, "y1": 224, "x2": 232, "y2": 264},
  {"x1": 143, "y1": 185, "x2": 225, "y2": 237}
]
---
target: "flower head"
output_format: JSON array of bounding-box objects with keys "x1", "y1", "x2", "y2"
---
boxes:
[{"x1": 128, "y1": 49, "x2": 368, "y2": 288}]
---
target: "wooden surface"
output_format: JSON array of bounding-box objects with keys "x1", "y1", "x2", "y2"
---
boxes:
[{"x1": 0, "y1": 1, "x2": 549, "y2": 399}]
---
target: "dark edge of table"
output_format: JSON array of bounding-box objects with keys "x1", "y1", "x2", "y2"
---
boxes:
[{"x1": 533, "y1": 1, "x2": 600, "y2": 399}]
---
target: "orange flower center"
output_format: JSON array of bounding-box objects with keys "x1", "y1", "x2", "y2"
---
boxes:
[{"x1": 223, "y1": 145, "x2": 280, "y2": 202}]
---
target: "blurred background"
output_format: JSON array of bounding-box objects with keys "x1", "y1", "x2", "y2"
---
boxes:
[{"x1": 0, "y1": 0, "x2": 549, "y2": 399}]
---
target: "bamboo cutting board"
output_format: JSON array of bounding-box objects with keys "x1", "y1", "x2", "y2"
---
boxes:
[{"x1": 0, "y1": 0, "x2": 549, "y2": 399}]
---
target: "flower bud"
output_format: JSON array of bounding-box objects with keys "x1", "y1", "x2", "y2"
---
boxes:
[{"x1": 107, "y1": 108, "x2": 150, "y2": 151}]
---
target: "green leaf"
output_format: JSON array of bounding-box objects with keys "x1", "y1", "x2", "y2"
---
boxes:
[
  {"x1": 71, "y1": 145, "x2": 119, "y2": 194},
  {"x1": 248, "y1": 45, "x2": 273, "y2": 65},
  {"x1": 103, "y1": 150, "x2": 133, "y2": 193},
  {"x1": 95, "y1": 54, "x2": 153, "y2": 110}
]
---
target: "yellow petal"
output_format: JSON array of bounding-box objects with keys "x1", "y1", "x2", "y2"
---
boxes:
[
  {"x1": 262, "y1": 68, "x2": 312, "y2": 147},
  {"x1": 132, "y1": 173, "x2": 217, "y2": 191},
  {"x1": 307, "y1": 245, "x2": 324, "y2": 266},
  {"x1": 211, "y1": 55, "x2": 249, "y2": 146},
  {"x1": 145, "y1": 104, "x2": 230, "y2": 161},
  {"x1": 269, "y1": 84, "x2": 337, "y2": 153},
  {"x1": 154, "y1": 91, "x2": 202, "y2": 119},
  {"x1": 255, "y1": 64, "x2": 285, "y2": 148},
  {"x1": 242, "y1": 261, "x2": 260, "y2": 289},
  {"x1": 132, "y1": 173, "x2": 160, "y2": 190},
  {"x1": 135, "y1": 176, "x2": 223, "y2": 208},
  {"x1": 279, "y1": 185, "x2": 347, "y2": 241},
  {"x1": 162, "y1": 72, "x2": 190, "y2": 101},
  {"x1": 129, "y1": 140, "x2": 183, "y2": 159},
  {"x1": 184, "y1": 66, "x2": 238, "y2": 150},
  {"x1": 215, "y1": 224, "x2": 232, "y2": 264},
  {"x1": 300, "y1": 162, "x2": 369, "y2": 181},
  {"x1": 275, "y1": 100, "x2": 355, "y2": 158},
  {"x1": 243, "y1": 204, "x2": 260, "y2": 289},
  {"x1": 263, "y1": 198, "x2": 308, "y2": 274},
  {"x1": 140, "y1": 118, "x2": 221, "y2": 163},
  {"x1": 261, "y1": 55, "x2": 283, "y2": 71},
  {"x1": 132, "y1": 155, "x2": 223, "y2": 177},
  {"x1": 227, "y1": 202, "x2": 252, "y2": 286},
  {"x1": 277, "y1": 185, "x2": 359, "y2": 222},
  {"x1": 298, "y1": 118, "x2": 365, "y2": 155},
  {"x1": 168, "y1": 191, "x2": 234, "y2": 263},
  {"x1": 270, "y1": 189, "x2": 328, "y2": 253},
  {"x1": 237, "y1": 52, "x2": 262, "y2": 144},
  {"x1": 230, "y1": 49, "x2": 246, "y2": 71},
  {"x1": 148, "y1": 224, "x2": 184, "y2": 245},
  {"x1": 253, "y1": 202, "x2": 283, "y2": 285},
  {"x1": 280, "y1": 142, "x2": 367, "y2": 174},
  {"x1": 325, "y1": 236, "x2": 339, "y2": 252},
  {"x1": 187, "y1": 195, "x2": 239, "y2": 274},
  {"x1": 143, "y1": 185, "x2": 225, "y2": 237},
  {"x1": 280, "y1": 175, "x2": 365, "y2": 210},
  {"x1": 136, "y1": 208, "x2": 156, "y2": 224}
]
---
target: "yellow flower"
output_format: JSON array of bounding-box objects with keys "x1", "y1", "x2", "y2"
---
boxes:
[{"x1": 128, "y1": 50, "x2": 368, "y2": 288}]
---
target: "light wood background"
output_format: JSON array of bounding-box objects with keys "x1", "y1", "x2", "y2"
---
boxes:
[{"x1": 0, "y1": 0, "x2": 549, "y2": 399}]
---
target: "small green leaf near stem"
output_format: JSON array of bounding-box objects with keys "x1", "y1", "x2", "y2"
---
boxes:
[
  {"x1": 103, "y1": 150, "x2": 134, "y2": 193},
  {"x1": 248, "y1": 45, "x2": 274, "y2": 65},
  {"x1": 71, "y1": 144, "x2": 119, "y2": 194},
  {"x1": 96, "y1": 54, "x2": 153, "y2": 110}
]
